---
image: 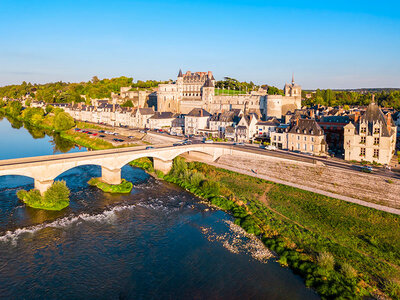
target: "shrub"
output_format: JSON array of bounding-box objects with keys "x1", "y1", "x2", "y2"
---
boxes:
[
  {"x1": 317, "y1": 251, "x2": 335, "y2": 271},
  {"x1": 88, "y1": 178, "x2": 133, "y2": 194},
  {"x1": 54, "y1": 111, "x2": 75, "y2": 131},
  {"x1": 383, "y1": 279, "x2": 400, "y2": 299},
  {"x1": 340, "y1": 262, "x2": 357, "y2": 279},
  {"x1": 16, "y1": 180, "x2": 70, "y2": 210}
]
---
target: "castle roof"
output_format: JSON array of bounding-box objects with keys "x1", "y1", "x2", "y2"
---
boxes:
[
  {"x1": 178, "y1": 69, "x2": 183, "y2": 77},
  {"x1": 204, "y1": 77, "x2": 214, "y2": 87}
]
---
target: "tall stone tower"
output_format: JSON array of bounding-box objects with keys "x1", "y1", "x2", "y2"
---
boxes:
[{"x1": 202, "y1": 73, "x2": 215, "y2": 112}]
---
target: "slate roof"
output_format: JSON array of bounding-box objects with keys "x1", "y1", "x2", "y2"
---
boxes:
[
  {"x1": 358, "y1": 102, "x2": 394, "y2": 137},
  {"x1": 149, "y1": 112, "x2": 175, "y2": 119},
  {"x1": 138, "y1": 108, "x2": 155, "y2": 115},
  {"x1": 289, "y1": 119, "x2": 324, "y2": 136},
  {"x1": 187, "y1": 108, "x2": 211, "y2": 117}
]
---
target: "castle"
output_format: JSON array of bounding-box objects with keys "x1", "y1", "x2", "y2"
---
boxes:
[{"x1": 157, "y1": 70, "x2": 302, "y2": 119}]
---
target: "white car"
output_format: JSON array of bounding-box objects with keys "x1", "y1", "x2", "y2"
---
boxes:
[
  {"x1": 204, "y1": 140, "x2": 214, "y2": 144},
  {"x1": 266, "y1": 145, "x2": 277, "y2": 150}
]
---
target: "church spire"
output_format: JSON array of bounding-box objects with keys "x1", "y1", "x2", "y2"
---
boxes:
[
  {"x1": 292, "y1": 73, "x2": 294, "y2": 85},
  {"x1": 178, "y1": 69, "x2": 183, "y2": 77}
]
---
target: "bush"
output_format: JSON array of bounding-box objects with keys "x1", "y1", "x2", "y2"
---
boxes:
[
  {"x1": 54, "y1": 111, "x2": 75, "y2": 131},
  {"x1": 340, "y1": 262, "x2": 357, "y2": 279},
  {"x1": 16, "y1": 180, "x2": 70, "y2": 210},
  {"x1": 317, "y1": 252, "x2": 335, "y2": 272},
  {"x1": 88, "y1": 178, "x2": 133, "y2": 194}
]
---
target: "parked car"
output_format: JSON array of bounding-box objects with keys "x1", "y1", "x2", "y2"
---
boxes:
[
  {"x1": 146, "y1": 146, "x2": 154, "y2": 150},
  {"x1": 266, "y1": 145, "x2": 277, "y2": 150},
  {"x1": 361, "y1": 166, "x2": 373, "y2": 173},
  {"x1": 74, "y1": 128, "x2": 81, "y2": 131},
  {"x1": 173, "y1": 143, "x2": 182, "y2": 146},
  {"x1": 203, "y1": 140, "x2": 213, "y2": 144},
  {"x1": 92, "y1": 133, "x2": 98, "y2": 136},
  {"x1": 87, "y1": 132, "x2": 93, "y2": 135},
  {"x1": 234, "y1": 142, "x2": 244, "y2": 146},
  {"x1": 99, "y1": 135, "x2": 105, "y2": 138},
  {"x1": 99, "y1": 130, "x2": 105, "y2": 133}
]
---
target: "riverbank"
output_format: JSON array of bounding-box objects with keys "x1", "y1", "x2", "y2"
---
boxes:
[{"x1": 130, "y1": 157, "x2": 400, "y2": 299}]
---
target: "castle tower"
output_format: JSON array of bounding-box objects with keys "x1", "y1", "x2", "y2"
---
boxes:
[{"x1": 202, "y1": 76, "x2": 215, "y2": 112}]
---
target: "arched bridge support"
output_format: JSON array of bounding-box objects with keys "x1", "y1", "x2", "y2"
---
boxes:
[
  {"x1": 153, "y1": 158, "x2": 172, "y2": 174},
  {"x1": 35, "y1": 179, "x2": 54, "y2": 195},
  {"x1": 101, "y1": 166, "x2": 122, "y2": 185}
]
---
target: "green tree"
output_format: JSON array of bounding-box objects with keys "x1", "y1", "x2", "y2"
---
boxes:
[{"x1": 54, "y1": 111, "x2": 75, "y2": 131}]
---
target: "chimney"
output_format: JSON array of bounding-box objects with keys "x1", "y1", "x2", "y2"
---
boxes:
[
  {"x1": 387, "y1": 112, "x2": 392, "y2": 134},
  {"x1": 296, "y1": 117, "x2": 299, "y2": 126},
  {"x1": 372, "y1": 94, "x2": 375, "y2": 103},
  {"x1": 200, "y1": 109, "x2": 203, "y2": 117},
  {"x1": 354, "y1": 111, "x2": 360, "y2": 123}
]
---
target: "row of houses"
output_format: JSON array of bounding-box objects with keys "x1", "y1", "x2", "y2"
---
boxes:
[{"x1": 32, "y1": 97, "x2": 398, "y2": 164}]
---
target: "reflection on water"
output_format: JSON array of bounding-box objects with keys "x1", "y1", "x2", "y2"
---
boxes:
[
  {"x1": 0, "y1": 118, "x2": 319, "y2": 299},
  {"x1": 0, "y1": 117, "x2": 86, "y2": 159}
]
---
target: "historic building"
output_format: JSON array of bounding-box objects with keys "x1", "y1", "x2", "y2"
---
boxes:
[
  {"x1": 344, "y1": 99, "x2": 397, "y2": 165},
  {"x1": 271, "y1": 119, "x2": 327, "y2": 156},
  {"x1": 157, "y1": 70, "x2": 302, "y2": 119}
]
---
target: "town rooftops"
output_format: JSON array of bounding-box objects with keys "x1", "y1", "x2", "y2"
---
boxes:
[
  {"x1": 256, "y1": 118, "x2": 280, "y2": 126},
  {"x1": 357, "y1": 101, "x2": 394, "y2": 137},
  {"x1": 138, "y1": 108, "x2": 155, "y2": 115},
  {"x1": 187, "y1": 108, "x2": 211, "y2": 117},
  {"x1": 149, "y1": 112, "x2": 176, "y2": 119}
]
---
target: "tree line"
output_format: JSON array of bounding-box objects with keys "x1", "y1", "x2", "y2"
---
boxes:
[
  {"x1": 0, "y1": 77, "x2": 166, "y2": 104},
  {"x1": 302, "y1": 89, "x2": 400, "y2": 110}
]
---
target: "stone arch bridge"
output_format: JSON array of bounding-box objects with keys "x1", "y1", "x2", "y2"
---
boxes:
[{"x1": 0, "y1": 144, "x2": 234, "y2": 194}]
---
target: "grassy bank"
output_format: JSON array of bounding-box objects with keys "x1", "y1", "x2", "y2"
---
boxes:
[
  {"x1": 16, "y1": 180, "x2": 70, "y2": 211},
  {"x1": 88, "y1": 178, "x2": 133, "y2": 193},
  {"x1": 60, "y1": 130, "x2": 114, "y2": 150},
  {"x1": 131, "y1": 157, "x2": 400, "y2": 299}
]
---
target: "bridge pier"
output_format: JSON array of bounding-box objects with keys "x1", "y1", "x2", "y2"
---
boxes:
[
  {"x1": 101, "y1": 166, "x2": 121, "y2": 185},
  {"x1": 153, "y1": 158, "x2": 172, "y2": 174},
  {"x1": 35, "y1": 179, "x2": 54, "y2": 195}
]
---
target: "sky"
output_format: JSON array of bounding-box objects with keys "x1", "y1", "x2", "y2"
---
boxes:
[{"x1": 0, "y1": 0, "x2": 399, "y2": 89}]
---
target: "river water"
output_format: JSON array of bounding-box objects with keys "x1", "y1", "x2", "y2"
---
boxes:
[{"x1": 0, "y1": 117, "x2": 318, "y2": 299}]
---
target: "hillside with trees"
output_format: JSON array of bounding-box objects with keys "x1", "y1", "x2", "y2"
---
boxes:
[
  {"x1": 0, "y1": 77, "x2": 166, "y2": 104},
  {"x1": 302, "y1": 89, "x2": 400, "y2": 110}
]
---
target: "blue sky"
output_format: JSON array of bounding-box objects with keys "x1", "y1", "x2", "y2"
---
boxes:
[{"x1": 0, "y1": 0, "x2": 399, "y2": 89}]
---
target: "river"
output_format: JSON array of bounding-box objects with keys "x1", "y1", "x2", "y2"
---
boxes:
[{"x1": 0, "y1": 117, "x2": 318, "y2": 299}]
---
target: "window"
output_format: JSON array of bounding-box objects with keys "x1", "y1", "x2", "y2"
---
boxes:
[
  {"x1": 274, "y1": 136, "x2": 276, "y2": 141},
  {"x1": 297, "y1": 135, "x2": 300, "y2": 140},
  {"x1": 304, "y1": 136, "x2": 307, "y2": 141},
  {"x1": 361, "y1": 127, "x2": 366, "y2": 133},
  {"x1": 374, "y1": 149, "x2": 379, "y2": 158},
  {"x1": 374, "y1": 137, "x2": 380, "y2": 145},
  {"x1": 304, "y1": 144, "x2": 307, "y2": 151},
  {"x1": 297, "y1": 143, "x2": 300, "y2": 149},
  {"x1": 311, "y1": 145, "x2": 314, "y2": 151},
  {"x1": 311, "y1": 137, "x2": 314, "y2": 142},
  {"x1": 278, "y1": 136, "x2": 281, "y2": 141},
  {"x1": 360, "y1": 136, "x2": 366, "y2": 144},
  {"x1": 360, "y1": 148, "x2": 366, "y2": 156},
  {"x1": 374, "y1": 128, "x2": 380, "y2": 134}
]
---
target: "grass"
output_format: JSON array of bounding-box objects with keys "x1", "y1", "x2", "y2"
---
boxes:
[
  {"x1": 16, "y1": 180, "x2": 70, "y2": 211},
  {"x1": 142, "y1": 157, "x2": 400, "y2": 299},
  {"x1": 60, "y1": 130, "x2": 115, "y2": 150},
  {"x1": 88, "y1": 178, "x2": 133, "y2": 194},
  {"x1": 75, "y1": 121, "x2": 108, "y2": 130},
  {"x1": 214, "y1": 89, "x2": 247, "y2": 96}
]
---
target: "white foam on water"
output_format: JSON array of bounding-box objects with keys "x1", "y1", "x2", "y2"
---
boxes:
[
  {"x1": 200, "y1": 220, "x2": 274, "y2": 263},
  {"x1": 0, "y1": 204, "x2": 136, "y2": 245}
]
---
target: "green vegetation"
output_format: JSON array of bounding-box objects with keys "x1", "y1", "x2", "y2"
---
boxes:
[
  {"x1": 0, "y1": 77, "x2": 168, "y2": 103},
  {"x1": 17, "y1": 181, "x2": 70, "y2": 210},
  {"x1": 54, "y1": 111, "x2": 75, "y2": 131},
  {"x1": 88, "y1": 178, "x2": 133, "y2": 194},
  {"x1": 215, "y1": 77, "x2": 258, "y2": 93},
  {"x1": 132, "y1": 157, "x2": 400, "y2": 299},
  {"x1": 60, "y1": 130, "x2": 114, "y2": 150},
  {"x1": 129, "y1": 157, "x2": 155, "y2": 172},
  {"x1": 214, "y1": 89, "x2": 245, "y2": 95},
  {"x1": 303, "y1": 88, "x2": 400, "y2": 110}
]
